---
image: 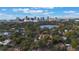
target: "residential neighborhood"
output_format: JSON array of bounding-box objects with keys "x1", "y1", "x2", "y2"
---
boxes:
[{"x1": 0, "y1": 7, "x2": 79, "y2": 51}]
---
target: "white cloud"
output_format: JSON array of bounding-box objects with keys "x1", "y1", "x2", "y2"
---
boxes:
[
  {"x1": 64, "y1": 10, "x2": 79, "y2": 17},
  {"x1": 48, "y1": 7, "x2": 54, "y2": 9},
  {"x1": 43, "y1": 12, "x2": 54, "y2": 15},
  {"x1": 0, "y1": 13, "x2": 3, "y2": 16},
  {"x1": 1, "y1": 9, "x2": 7, "y2": 11},
  {"x1": 64, "y1": 10, "x2": 76, "y2": 14},
  {"x1": 13, "y1": 8, "x2": 29, "y2": 12},
  {"x1": 27, "y1": 10, "x2": 43, "y2": 13},
  {"x1": 40, "y1": 7, "x2": 55, "y2": 9},
  {"x1": 13, "y1": 8, "x2": 47, "y2": 14}
]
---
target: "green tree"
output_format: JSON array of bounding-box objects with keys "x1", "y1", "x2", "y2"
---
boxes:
[
  {"x1": 71, "y1": 39, "x2": 78, "y2": 48},
  {"x1": 0, "y1": 36, "x2": 5, "y2": 41}
]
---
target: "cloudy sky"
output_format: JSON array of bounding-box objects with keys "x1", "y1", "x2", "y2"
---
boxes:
[{"x1": 0, "y1": 7, "x2": 79, "y2": 20}]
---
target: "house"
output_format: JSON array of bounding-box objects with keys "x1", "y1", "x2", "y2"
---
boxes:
[
  {"x1": 65, "y1": 44, "x2": 71, "y2": 47},
  {"x1": 62, "y1": 36, "x2": 67, "y2": 40},
  {"x1": 64, "y1": 29, "x2": 68, "y2": 32},
  {"x1": 0, "y1": 32, "x2": 12, "y2": 37},
  {"x1": 16, "y1": 28, "x2": 25, "y2": 33},
  {"x1": 3, "y1": 32, "x2": 9, "y2": 36},
  {"x1": 58, "y1": 43, "x2": 65, "y2": 50},
  {"x1": 3, "y1": 39, "x2": 11, "y2": 45},
  {"x1": 65, "y1": 44, "x2": 76, "y2": 51},
  {"x1": 0, "y1": 39, "x2": 11, "y2": 45}
]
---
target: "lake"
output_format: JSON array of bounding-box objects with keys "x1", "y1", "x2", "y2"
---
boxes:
[{"x1": 40, "y1": 25, "x2": 59, "y2": 29}]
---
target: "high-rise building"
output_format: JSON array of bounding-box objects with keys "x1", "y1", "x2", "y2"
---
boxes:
[
  {"x1": 34, "y1": 17, "x2": 37, "y2": 20},
  {"x1": 25, "y1": 16, "x2": 28, "y2": 20},
  {"x1": 47, "y1": 16, "x2": 50, "y2": 20}
]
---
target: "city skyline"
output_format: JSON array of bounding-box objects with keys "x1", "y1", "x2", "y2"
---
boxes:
[{"x1": 0, "y1": 7, "x2": 79, "y2": 20}]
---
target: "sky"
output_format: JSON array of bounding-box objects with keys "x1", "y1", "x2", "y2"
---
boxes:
[{"x1": 0, "y1": 7, "x2": 79, "y2": 20}]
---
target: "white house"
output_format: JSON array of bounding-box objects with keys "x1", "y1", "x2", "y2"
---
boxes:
[{"x1": 0, "y1": 39, "x2": 11, "y2": 45}]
